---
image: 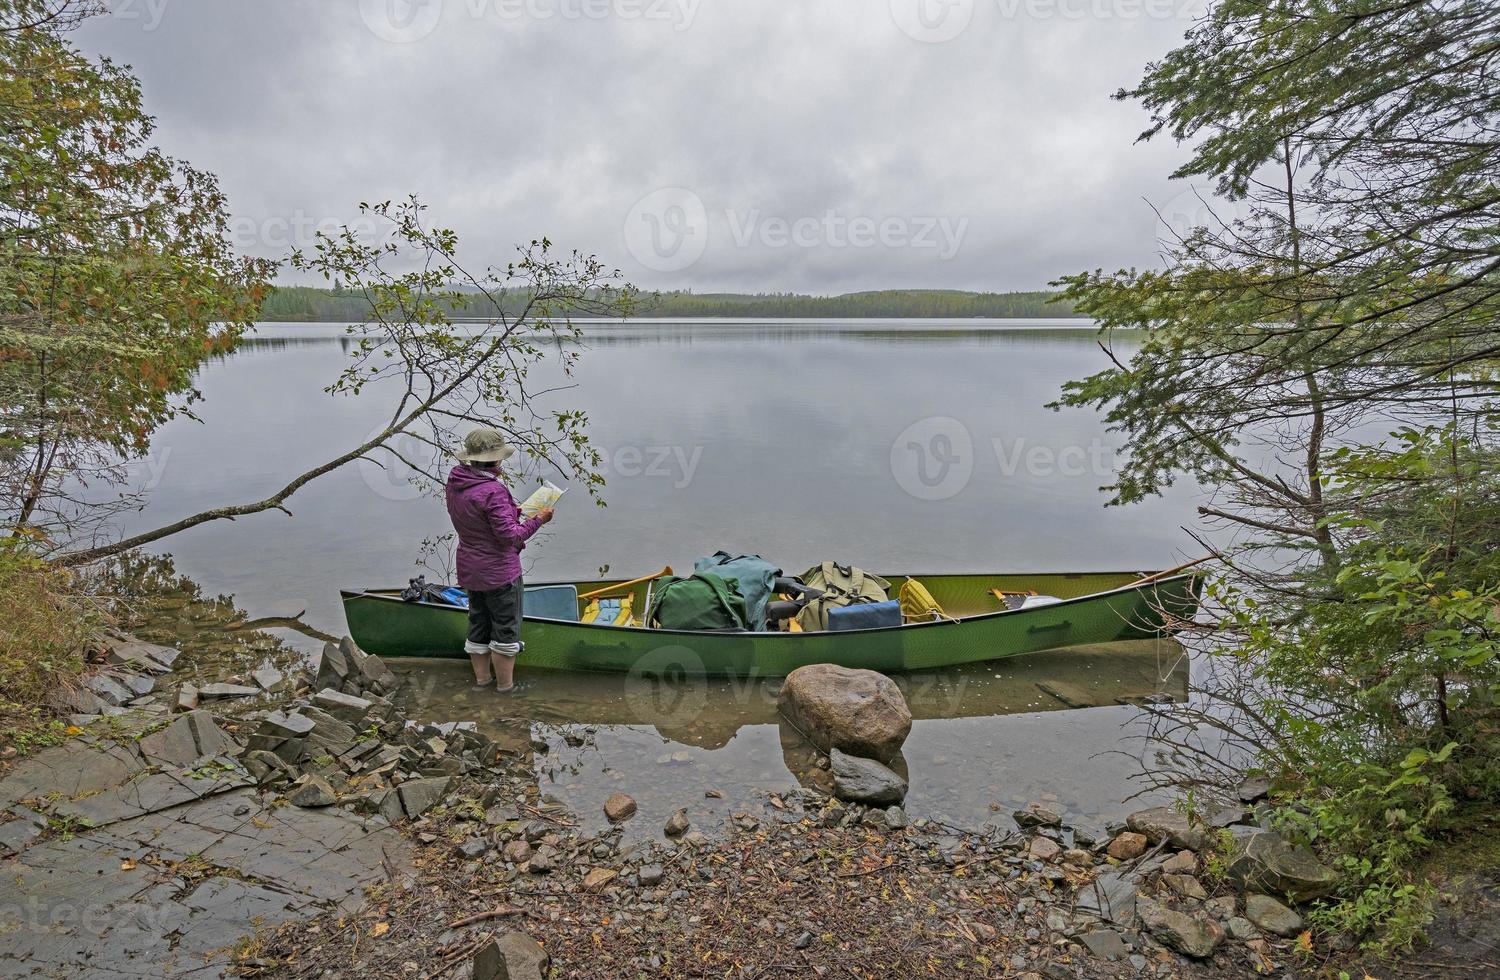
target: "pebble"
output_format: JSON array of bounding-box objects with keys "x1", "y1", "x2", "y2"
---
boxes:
[
  {"x1": 638, "y1": 865, "x2": 664, "y2": 886},
  {"x1": 604, "y1": 793, "x2": 637, "y2": 823}
]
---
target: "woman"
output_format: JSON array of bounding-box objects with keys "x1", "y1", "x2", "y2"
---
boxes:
[{"x1": 446, "y1": 427, "x2": 554, "y2": 692}]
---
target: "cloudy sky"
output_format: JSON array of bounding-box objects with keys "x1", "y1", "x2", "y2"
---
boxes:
[{"x1": 76, "y1": 0, "x2": 1208, "y2": 294}]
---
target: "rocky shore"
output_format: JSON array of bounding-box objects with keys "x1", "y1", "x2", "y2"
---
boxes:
[{"x1": 0, "y1": 638, "x2": 1341, "y2": 978}]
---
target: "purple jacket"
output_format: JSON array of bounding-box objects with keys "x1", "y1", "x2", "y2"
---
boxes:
[{"x1": 445, "y1": 466, "x2": 543, "y2": 591}]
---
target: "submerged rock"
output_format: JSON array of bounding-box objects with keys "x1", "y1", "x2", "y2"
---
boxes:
[
  {"x1": 829, "y1": 748, "x2": 907, "y2": 806},
  {"x1": 777, "y1": 664, "x2": 912, "y2": 763},
  {"x1": 604, "y1": 793, "x2": 637, "y2": 823},
  {"x1": 1226, "y1": 830, "x2": 1337, "y2": 902}
]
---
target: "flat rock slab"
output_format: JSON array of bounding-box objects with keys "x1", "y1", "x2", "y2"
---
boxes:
[
  {"x1": 53, "y1": 766, "x2": 252, "y2": 828},
  {"x1": 0, "y1": 783, "x2": 412, "y2": 978},
  {"x1": 0, "y1": 739, "x2": 144, "y2": 809}
]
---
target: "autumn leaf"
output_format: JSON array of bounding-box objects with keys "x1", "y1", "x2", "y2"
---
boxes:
[
  {"x1": 1295, "y1": 930, "x2": 1313, "y2": 953},
  {"x1": 371, "y1": 922, "x2": 390, "y2": 937},
  {"x1": 120, "y1": 858, "x2": 137, "y2": 871}
]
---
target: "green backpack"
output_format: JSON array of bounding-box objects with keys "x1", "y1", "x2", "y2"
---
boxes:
[
  {"x1": 648, "y1": 572, "x2": 750, "y2": 631},
  {"x1": 795, "y1": 561, "x2": 892, "y2": 632}
]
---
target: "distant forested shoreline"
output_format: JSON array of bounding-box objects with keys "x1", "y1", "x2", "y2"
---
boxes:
[{"x1": 258, "y1": 286, "x2": 1078, "y2": 321}]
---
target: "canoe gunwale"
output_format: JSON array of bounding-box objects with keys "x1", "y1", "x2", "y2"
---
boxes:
[{"x1": 338, "y1": 572, "x2": 1200, "y2": 640}]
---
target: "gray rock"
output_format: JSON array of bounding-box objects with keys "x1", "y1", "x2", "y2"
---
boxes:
[
  {"x1": 1036, "y1": 680, "x2": 1101, "y2": 709},
  {"x1": 106, "y1": 638, "x2": 180, "y2": 674},
  {"x1": 1075, "y1": 869, "x2": 1138, "y2": 927},
  {"x1": 883, "y1": 805, "x2": 908, "y2": 829},
  {"x1": 289, "y1": 774, "x2": 337, "y2": 807},
  {"x1": 138, "y1": 711, "x2": 234, "y2": 767},
  {"x1": 316, "y1": 640, "x2": 352, "y2": 691},
  {"x1": 198, "y1": 683, "x2": 259, "y2": 700},
  {"x1": 1013, "y1": 803, "x2": 1064, "y2": 828},
  {"x1": 241, "y1": 750, "x2": 295, "y2": 785},
  {"x1": 638, "y1": 864, "x2": 664, "y2": 886},
  {"x1": 397, "y1": 776, "x2": 452, "y2": 819},
  {"x1": 252, "y1": 663, "x2": 285, "y2": 691},
  {"x1": 663, "y1": 809, "x2": 690, "y2": 837},
  {"x1": 261, "y1": 710, "x2": 316, "y2": 739},
  {"x1": 111, "y1": 671, "x2": 156, "y2": 697},
  {"x1": 1226, "y1": 831, "x2": 1337, "y2": 902},
  {"x1": 829, "y1": 748, "x2": 907, "y2": 806},
  {"x1": 175, "y1": 684, "x2": 200, "y2": 712},
  {"x1": 86, "y1": 673, "x2": 134, "y2": 706},
  {"x1": 1079, "y1": 929, "x2": 1129, "y2": 960},
  {"x1": 777, "y1": 664, "x2": 912, "y2": 762},
  {"x1": 1137, "y1": 898, "x2": 1223, "y2": 958},
  {"x1": 1244, "y1": 893, "x2": 1303, "y2": 937},
  {"x1": 457, "y1": 838, "x2": 489, "y2": 859},
  {"x1": 1226, "y1": 916, "x2": 1259, "y2": 941},
  {"x1": 473, "y1": 931, "x2": 550, "y2": 980},
  {"x1": 313, "y1": 688, "x2": 374, "y2": 721},
  {"x1": 1125, "y1": 806, "x2": 1213, "y2": 852},
  {"x1": 1237, "y1": 775, "x2": 1272, "y2": 802}
]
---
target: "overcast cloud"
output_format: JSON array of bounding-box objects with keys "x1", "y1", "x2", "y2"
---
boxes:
[{"x1": 76, "y1": 0, "x2": 1209, "y2": 294}]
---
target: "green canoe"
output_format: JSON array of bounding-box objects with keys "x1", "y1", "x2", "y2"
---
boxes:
[{"x1": 341, "y1": 570, "x2": 1201, "y2": 677}]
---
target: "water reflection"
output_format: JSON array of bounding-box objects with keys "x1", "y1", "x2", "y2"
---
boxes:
[{"x1": 392, "y1": 639, "x2": 1188, "y2": 840}]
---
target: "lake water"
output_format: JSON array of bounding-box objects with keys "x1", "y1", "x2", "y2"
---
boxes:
[{"x1": 119, "y1": 318, "x2": 1202, "y2": 834}]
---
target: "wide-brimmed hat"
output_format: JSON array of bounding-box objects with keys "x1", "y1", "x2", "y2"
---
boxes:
[{"x1": 456, "y1": 427, "x2": 516, "y2": 464}]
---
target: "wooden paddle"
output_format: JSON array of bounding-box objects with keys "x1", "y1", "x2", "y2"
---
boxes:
[
  {"x1": 1124, "y1": 555, "x2": 1215, "y2": 588},
  {"x1": 579, "y1": 567, "x2": 673, "y2": 601}
]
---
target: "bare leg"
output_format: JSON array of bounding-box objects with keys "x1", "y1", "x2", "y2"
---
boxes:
[
  {"x1": 465, "y1": 641, "x2": 492, "y2": 685},
  {"x1": 489, "y1": 641, "x2": 519, "y2": 692}
]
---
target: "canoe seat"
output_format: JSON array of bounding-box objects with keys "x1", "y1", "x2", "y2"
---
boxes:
[{"x1": 525, "y1": 584, "x2": 580, "y2": 621}]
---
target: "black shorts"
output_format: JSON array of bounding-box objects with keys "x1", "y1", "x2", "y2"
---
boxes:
[{"x1": 466, "y1": 578, "x2": 523, "y2": 647}]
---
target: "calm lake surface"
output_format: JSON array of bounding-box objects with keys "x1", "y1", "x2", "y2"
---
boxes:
[{"x1": 121, "y1": 318, "x2": 1202, "y2": 834}]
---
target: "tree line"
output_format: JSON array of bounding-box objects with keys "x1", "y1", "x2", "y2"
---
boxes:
[{"x1": 258, "y1": 286, "x2": 1076, "y2": 321}]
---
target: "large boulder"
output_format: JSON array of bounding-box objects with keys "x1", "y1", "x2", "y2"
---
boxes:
[
  {"x1": 1125, "y1": 806, "x2": 1214, "y2": 852},
  {"x1": 829, "y1": 747, "x2": 907, "y2": 805},
  {"x1": 1226, "y1": 830, "x2": 1338, "y2": 902},
  {"x1": 777, "y1": 664, "x2": 911, "y2": 763}
]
